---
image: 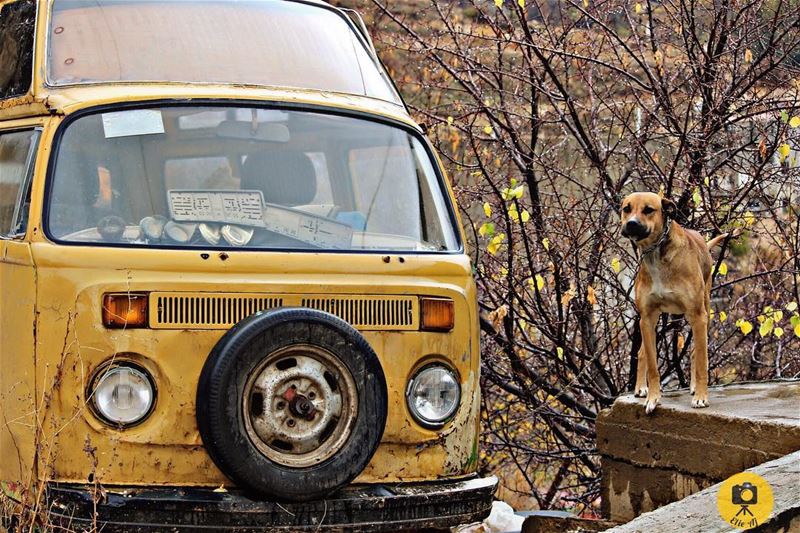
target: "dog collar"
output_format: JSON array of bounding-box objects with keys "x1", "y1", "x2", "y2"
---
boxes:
[{"x1": 639, "y1": 217, "x2": 671, "y2": 257}]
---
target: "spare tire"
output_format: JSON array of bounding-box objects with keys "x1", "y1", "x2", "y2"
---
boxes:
[{"x1": 196, "y1": 308, "x2": 387, "y2": 501}]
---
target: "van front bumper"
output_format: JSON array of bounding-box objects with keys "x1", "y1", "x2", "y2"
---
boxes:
[{"x1": 46, "y1": 476, "x2": 497, "y2": 532}]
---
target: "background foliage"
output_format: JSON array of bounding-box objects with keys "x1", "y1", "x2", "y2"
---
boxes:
[{"x1": 333, "y1": 0, "x2": 800, "y2": 513}]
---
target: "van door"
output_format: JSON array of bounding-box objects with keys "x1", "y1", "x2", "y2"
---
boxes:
[{"x1": 0, "y1": 125, "x2": 41, "y2": 484}]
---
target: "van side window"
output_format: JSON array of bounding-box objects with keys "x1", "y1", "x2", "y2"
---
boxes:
[
  {"x1": 0, "y1": 0, "x2": 36, "y2": 99},
  {"x1": 0, "y1": 130, "x2": 39, "y2": 237}
]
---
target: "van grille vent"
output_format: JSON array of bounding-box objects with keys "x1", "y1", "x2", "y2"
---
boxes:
[
  {"x1": 149, "y1": 293, "x2": 418, "y2": 331},
  {"x1": 301, "y1": 296, "x2": 416, "y2": 330},
  {"x1": 152, "y1": 294, "x2": 283, "y2": 329}
]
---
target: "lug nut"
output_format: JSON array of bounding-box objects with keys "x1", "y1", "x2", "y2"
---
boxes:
[
  {"x1": 308, "y1": 392, "x2": 316, "y2": 400},
  {"x1": 276, "y1": 401, "x2": 286, "y2": 409},
  {"x1": 287, "y1": 419, "x2": 296, "y2": 427}
]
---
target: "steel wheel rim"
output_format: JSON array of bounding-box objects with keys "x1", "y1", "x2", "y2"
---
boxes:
[{"x1": 242, "y1": 344, "x2": 359, "y2": 468}]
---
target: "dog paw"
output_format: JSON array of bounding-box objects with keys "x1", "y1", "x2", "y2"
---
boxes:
[
  {"x1": 634, "y1": 386, "x2": 648, "y2": 398},
  {"x1": 691, "y1": 396, "x2": 709, "y2": 408},
  {"x1": 644, "y1": 395, "x2": 661, "y2": 415}
]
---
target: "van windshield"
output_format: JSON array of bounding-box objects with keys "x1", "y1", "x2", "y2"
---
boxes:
[
  {"x1": 47, "y1": 0, "x2": 400, "y2": 104},
  {"x1": 47, "y1": 106, "x2": 460, "y2": 252}
]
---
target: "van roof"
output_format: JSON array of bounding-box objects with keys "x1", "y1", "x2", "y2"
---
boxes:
[{"x1": 1, "y1": 0, "x2": 411, "y2": 123}]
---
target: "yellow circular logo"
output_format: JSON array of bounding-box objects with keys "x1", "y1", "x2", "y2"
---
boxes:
[{"x1": 717, "y1": 472, "x2": 774, "y2": 530}]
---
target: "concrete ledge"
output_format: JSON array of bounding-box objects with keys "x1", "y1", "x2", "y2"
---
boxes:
[
  {"x1": 601, "y1": 451, "x2": 800, "y2": 533},
  {"x1": 597, "y1": 381, "x2": 800, "y2": 522}
]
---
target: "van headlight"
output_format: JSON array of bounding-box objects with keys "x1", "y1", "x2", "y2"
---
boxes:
[
  {"x1": 406, "y1": 364, "x2": 460, "y2": 427},
  {"x1": 91, "y1": 363, "x2": 155, "y2": 426}
]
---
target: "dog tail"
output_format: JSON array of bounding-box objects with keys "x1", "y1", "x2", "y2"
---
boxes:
[{"x1": 707, "y1": 228, "x2": 742, "y2": 250}]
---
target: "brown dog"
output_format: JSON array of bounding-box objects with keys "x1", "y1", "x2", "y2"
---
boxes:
[{"x1": 621, "y1": 192, "x2": 730, "y2": 414}]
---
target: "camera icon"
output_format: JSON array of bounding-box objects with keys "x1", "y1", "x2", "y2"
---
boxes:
[{"x1": 732, "y1": 482, "x2": 758, "y2": 506}]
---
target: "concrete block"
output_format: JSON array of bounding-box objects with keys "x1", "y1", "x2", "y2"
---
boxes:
[
  {"x1": 601, "y1": 451, "x2": 800, "y2": 533},
  {"x1": 597, "y1": 381, "x2": 800, "y2": 522}
]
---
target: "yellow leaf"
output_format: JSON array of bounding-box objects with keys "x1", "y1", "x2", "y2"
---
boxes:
[
  {"x1": 587, "y1": 285, "x2": 598, "y2": 306},
  {"x1": 479, "y1": 222, "x2": 495, "y2": 237},
  {"x1": 583, "y1": 0, "x2": 589, "y2": 6},
  {"x1": 739, "y1": 320, "x2": 753, "y2": 335},
  {"x1": 759, "y1": 318, "x2": 774, "y2": 337},
  {"x1": 718, "y1": 262, "x2": 728, "y2": 276},
  {"x1": 677, "y1": 334, "x2": 685, "y2": 352},
  {"x1": 786, "y1": 302, "x2": 798, "y2": 312},
  {"x1": 484, "y1": 125, "x2": 494, "y2": 135},
  {"x1": 502, "y1": 185, "x2": 524, "y2": 200},
  {"x1": 518, "y1": 0, "x2": 525, "y2": 7},
  {"x1": 774, "y1": 310, "x2": 783, "y2": 323},
  {"x1": 509, "y1": 206, "x2": 519, "y2": 223},
  {"x1": 773, "y1": 327, "x2": 784, "y2": 338},
  {"x1": 535, "y1": 274, "x2": 545, "y2": 291},
  {"x1": 483, "y1": 202, "x2": 492, "y2": 217},
  {"x1": 494, "y1": 0, "x2": 503, "y2": 7},
  {"x1": 795, "y1": 323, "x2": 800, "y2": 338},
  {"x1": 744, "y1": 49, "x2": 753, "y2": 63},
  {"x1": 447, "y1": 116, "x2": 454, "y2": 126},
  {"x1": 487, "y1": 233, "x2": 505, "y2": 255},
  {"x1": 542, "y1": 238, "x2": 550, "y2": 251},
  {"x1": 778, "y1": 143, "x2": 791, "y2": 161},
  {"x1": 635, "y1": 2, "x2": 642, "y2": 14},
  {"x1": 790, "y1": 116, "x2": 800, "y2": 128},
  {"x1": 704, "y1": 176, "x2": 710, "y2": 186},
  {"x1": 521, "y1": 209, "x2": 531, "y2": 223},
  {"x1": 719, "y1": 311, "x2": 728, "y2": 322},
  {"x1": 743, "y1": 210, "x2": 755, "y2": 226},
  {"x1": 556, "y1": 347, "x2": 564, "y2": 360},
  {"x1": 692, "y1": 187, "x2": 702, "y2": 206}
]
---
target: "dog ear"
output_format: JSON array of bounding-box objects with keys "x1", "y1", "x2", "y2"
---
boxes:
[{"x1": 661, "y1": 198, "x2": 676, "y2": 217}]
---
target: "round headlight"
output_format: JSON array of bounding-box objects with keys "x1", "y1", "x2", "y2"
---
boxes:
[
  {"x1": 406, "y1": 364, "x2": 461, "y2": 427},
  {"x1": 91, "y1": 364, "x2": 155, "y2": 426}
]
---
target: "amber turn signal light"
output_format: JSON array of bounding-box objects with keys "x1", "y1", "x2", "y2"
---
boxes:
[
  {"x1": 102, "y1": 293, "x2": 149, "y2": 329},
  {"x1": 420, "y1": 297, "x2": 455, "y2": 332}
]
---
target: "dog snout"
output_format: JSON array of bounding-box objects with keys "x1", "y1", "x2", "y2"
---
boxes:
[{"x1": 622, "y1": 219, "x2": 649, "y2": 240}]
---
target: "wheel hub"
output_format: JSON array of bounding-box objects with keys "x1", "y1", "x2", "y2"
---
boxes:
[
  {"x1": 283, "y1": 385, "x2": 317, "y2": 421},
  {"x1": 242, "y1": 344, "x2": 358, "y2": 468}
]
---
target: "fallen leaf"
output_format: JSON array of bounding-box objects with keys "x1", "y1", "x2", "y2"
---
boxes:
[
  {"x1": 587, "y1": 285, "x2": 598, "y2": 306},
  {"x1": 488, "y1": 305, "x2": 508, "y2": 330},
  {"x1": 561, "y1": 286, "x2": 576, "y2": 306}
]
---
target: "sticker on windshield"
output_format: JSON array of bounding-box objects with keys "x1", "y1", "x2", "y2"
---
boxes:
[
  {"x1": 168, "y1": 190, "x2": 266, "y2": 227},
  {"x1": 263, "y1": 204, "x2": 353, "y2": 249},
  {"x1": 102, "y1": 110, "x2": 166, "y2": 139}
]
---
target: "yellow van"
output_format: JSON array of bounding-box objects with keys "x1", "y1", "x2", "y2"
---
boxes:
[{"x1": 0, "y1": 0, "x2": 496, "y2": 530}]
